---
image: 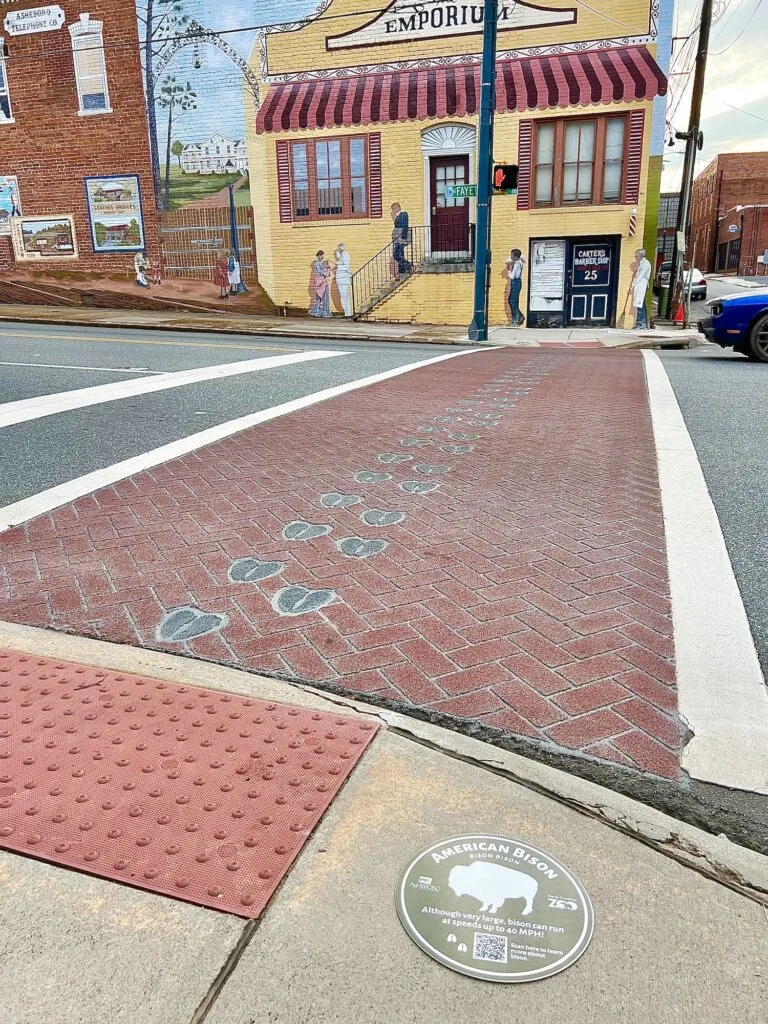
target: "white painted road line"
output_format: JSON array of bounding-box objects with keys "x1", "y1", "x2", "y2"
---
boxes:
[
  {"x1": 643, "y1": 350, "x2": 768, "y2": 794},
  {"x1": 0, "y1": 360, "x2": 161, "y2": 374},
  {"x1": 0, "y1": 347, "x2": 484, "y2": 533},
  {"x1": 0, "y1": 350, "x2": 346, "y2": 429}
]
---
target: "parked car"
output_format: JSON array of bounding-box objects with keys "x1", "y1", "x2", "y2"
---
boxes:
[
  {"x1": 655, "y1": 261, "x2": 707, "y2": 299},
  {"x1": 699, "y1": 289, "x2": 768, "y2": 361}
]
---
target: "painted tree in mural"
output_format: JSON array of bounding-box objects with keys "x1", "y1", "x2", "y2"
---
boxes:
[
  {"x1": 158, "y1": 76, "x2": 197, "y2": 208},
  {"x1": 171, "y1": 139, "x2": 185, "y2": 169},
  {"x1": 136, "y1": 0, "x2": 190, "y2": 210}
]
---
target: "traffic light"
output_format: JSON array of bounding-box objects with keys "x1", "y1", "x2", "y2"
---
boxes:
[{"x1": 493, "y1": 164, "x2": 518, "y2": 195}]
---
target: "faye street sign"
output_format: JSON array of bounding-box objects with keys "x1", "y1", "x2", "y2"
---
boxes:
[
  {"x1": 4, "y1": 5, "x2": 64, "y2": 35},
  {"x1": 396, "y1": 834, "x2": 594, "y2": 983},
  {"x1": 444, "y1": 184, "x2": 477, "y2": 200}
]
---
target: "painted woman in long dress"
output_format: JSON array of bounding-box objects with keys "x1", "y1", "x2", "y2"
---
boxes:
[{"x1": 308, "y1": 249, "x2": 332, "y2": 317}]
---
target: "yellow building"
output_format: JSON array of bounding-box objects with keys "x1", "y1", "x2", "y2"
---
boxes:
[{"x1": 246, "y1": 0, "x2": 670, "y2": 328}]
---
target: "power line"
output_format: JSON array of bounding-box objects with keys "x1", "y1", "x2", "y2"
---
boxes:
[{"x1": 709, "y1": 0, "x2": 764, "y2": 52}]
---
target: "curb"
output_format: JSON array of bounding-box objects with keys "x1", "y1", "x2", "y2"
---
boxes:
[{"x1": 1, "y1": 619, "x2": 767, "y2": 889}]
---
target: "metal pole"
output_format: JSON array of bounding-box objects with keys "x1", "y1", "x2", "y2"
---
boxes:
[
  {"x1": 467, "y1": 0, "x2": 498, "y2": 342},
  {"x1": 228, "y1": 184, "x2": 240, "y2": 260},
  {"x1": 667, "y1": 0, "x2": 714, "y2": 322}
]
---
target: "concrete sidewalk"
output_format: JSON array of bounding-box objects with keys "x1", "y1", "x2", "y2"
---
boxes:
[
  {"x1": 1, "y1": 624, "x2": 766, "y2": 1024},
  {"x1": 0, "y1": 302, "x2": 702, "y2": 348}
]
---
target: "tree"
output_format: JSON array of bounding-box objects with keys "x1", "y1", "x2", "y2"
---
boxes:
[
  {"x1": 157, "y1": 76, "x2": 197, "y2": 209},
  {"x1": 136, "y1": 0, "x2": 190, "y2": 210},
  {"x1": 171, "y1": 139, "x2": 185, "y2": 170}
]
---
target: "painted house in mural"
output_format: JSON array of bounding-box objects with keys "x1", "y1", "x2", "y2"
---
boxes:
[
  {"x1": 181, "y1": 135, "x2": 249, "y2": 175},
  {"x1": 247, "y1": 0, "x2": 672, "y2": 326},
  {"x1": 0, "y1": 1, "x2": 159, "y2": 275}
]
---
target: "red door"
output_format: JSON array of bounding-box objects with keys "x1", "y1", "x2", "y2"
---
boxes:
[{"x1": 430, "y1": 155, "x2": 470, "y2": 253}]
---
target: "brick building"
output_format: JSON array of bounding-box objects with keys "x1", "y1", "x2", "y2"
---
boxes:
[
  {"x1": 690, "y1": 152, "x2": 768, "y2": 276},
  {"x1": 248, "y1": 0, "x2": 672, "y2": 327},
  {"x1": 655, "y1": 190, "x2": 678, "y2": 270},
  {"x1": 0, "y1": 1, "x2": 159, "y2": 273}
]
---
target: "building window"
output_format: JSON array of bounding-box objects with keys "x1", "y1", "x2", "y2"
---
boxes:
[
  {"x1": 289, "y1": 135, "x2": 369, "y2": 221},
  {"x1": 69, "y1": 15, "x2": 111, "y2": 115},
  {"x1": 533, "y1": 115, "x2": 627, "y2": 207},
  {"x1": 0, "y1": 38, "x2": 12, "y2": 122}
]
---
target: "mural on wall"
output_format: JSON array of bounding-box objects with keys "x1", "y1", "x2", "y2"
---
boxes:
[
  {"x1": 12, "y1": 215, "x2": 77, "y2": 260},
  {"x1": 84, "y1": 175, "x2": 145, "y2": 253},
  {"x1": 0, "y1": 176, "x2": 22, "y2": 234}
]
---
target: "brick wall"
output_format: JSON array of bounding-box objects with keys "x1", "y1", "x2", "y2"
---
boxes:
[
  {"x1": 0, "y1": 1, "x2": 159, "y2": 272},
  {"x1": 690, "y1": 153, "x2": 768, "y2": 273}
]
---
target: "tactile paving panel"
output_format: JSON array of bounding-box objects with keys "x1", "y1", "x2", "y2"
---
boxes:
[{"x1": 0, "y1": 650, "x2": 378, "y2": 917}]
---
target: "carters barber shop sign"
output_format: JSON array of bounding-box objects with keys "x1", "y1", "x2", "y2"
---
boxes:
[
  {"x1": 327, "y1": 0, "x2": 577, "y2": 49},
  {"x1": 396, "y1": 834, "x2": 594, "y2": 982}
]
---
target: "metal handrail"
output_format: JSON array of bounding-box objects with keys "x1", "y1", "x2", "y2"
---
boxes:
[{"x1": 351, "y1": 222, "x2": 474, "y2": 318}]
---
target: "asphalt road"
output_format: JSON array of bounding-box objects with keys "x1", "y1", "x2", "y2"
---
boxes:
[
  {"x1": 0, "y1": 322, "x2": 466, "y2": 507},
  {"x1": 661, "y1": 344, "x2": 768, "y2": 680}
]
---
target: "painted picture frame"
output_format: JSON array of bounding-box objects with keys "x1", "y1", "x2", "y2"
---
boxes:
[
  {"x1": 84, "y1": 174, "x2": 145, "y2": 254},
  {"x1": 0, "y1": 175, "x2": 21, "y2": 236},
  {"x1": 12, "y1": 214, "x2": 78, "y2": 260}
]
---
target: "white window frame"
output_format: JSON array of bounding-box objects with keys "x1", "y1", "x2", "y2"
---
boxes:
[
  {"x1": 68, "y1": 14, "x2": 111, "y2": 116},
  {"x1": 0, "y1": 37, "x2": 14, "y2": 124}
]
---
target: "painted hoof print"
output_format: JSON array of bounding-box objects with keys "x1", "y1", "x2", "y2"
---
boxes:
[
  {"x1": 401, "y1": 438, "x2": 432, "y2": 447},
  {"x1": 360, "y1": 508, "x2": 407, "y2": 527},
  {"x1": 283, "y1": 521, "x2": 333, "y2": 541},
  {"x1": 415, "y1": 464, "x2": 451, "y2": 476},
  {"x1": 156, "y1": 606, "x2": 228, "y2": 643},
  {"x1": 337, "y1": 537, "x2": 388, "y2": 559},
  {"x1": 440, "y1": 444, "x2": 473, "y2": 454},
  {"x1": 354, "y1": 470, "x2": 393, "y2": 483},
  {"x1": 228, "y1": 557, "x2": 285, "y2": 584},
  {"x1": 320, "y1": 492, "x2": 362, "y2": 509},
  {"x1": 401, "y1": 480, "x2": 440, "y2": 494},
  {"x1": 271, "y1": 585, "x2": 338, "y2": 616},
  {"x1": 377, "y1": 452, "x2": 413, "y2": 464},
  {"x1": 450, "y1": 433, "x2": 480, "y2": 441},
  {"x1": 418, "y1": 426, "x2": 442, "y2": 433}
]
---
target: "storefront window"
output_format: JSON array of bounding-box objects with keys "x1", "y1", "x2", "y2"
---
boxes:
[
  {"x1": 534, "y1": 115, "x2": 628, "y2": 208},
  {"x1": 288, "y1": 135, "x2": 370, "y2": 221},
  {"x1": 0, "y1": 43, "x2": 12, "y2": 122},
  {"x1": 69, "y1": 16, "x2": 111, "y2": 115}
]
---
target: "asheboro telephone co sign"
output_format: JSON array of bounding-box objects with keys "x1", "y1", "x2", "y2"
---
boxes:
[
  {"x1": 396, "y1": 834, "x2": 594, "y2": 982},
  {"x1": 327, "y1": 0, "x2": 577, "y2": 50}
]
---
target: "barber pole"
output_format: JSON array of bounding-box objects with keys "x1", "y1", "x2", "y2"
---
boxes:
[{"x1": 629, "y1": 207, "x2": 637, "y2": 237}]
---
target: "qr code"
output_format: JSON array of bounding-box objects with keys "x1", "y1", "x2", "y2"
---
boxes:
[{"x1": 473, "y1": 932, "x2": 508, "y2": 963}]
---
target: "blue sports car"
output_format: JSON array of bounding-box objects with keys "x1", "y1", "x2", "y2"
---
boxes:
[{"x1": 699, "y1": 289, "x2": 768, "y2": 362}]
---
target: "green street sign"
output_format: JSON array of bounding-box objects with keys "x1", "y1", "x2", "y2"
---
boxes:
[
  {"x1": 444, "y1": 184, "x2": 477, "y2": 199},
  {"x1": 396, "y1": 834, "x2": 594, "y2": 983}
]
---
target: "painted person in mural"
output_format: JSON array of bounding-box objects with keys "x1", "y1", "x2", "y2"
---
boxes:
[
  {"x1": 391, "y1": 203, "x2": 412, "y2": 279},
  {"x1": 134, "y1": 251, "x2": 151, "y2": 288},
  {"x1": 215, "y1": 251, "x2": 231, "y2": 299},
  {"x1": 506, "y1": 248, "x2": 526, "y2": 326},
  {"x1": 228, "y1": 250, "x2": 245, "y2": 295},
  {"x1": 308, "y1": 250, "x2": 333, "y2": 318},
  {"x1": 631, "y1": 248, "x2": 652, "y2": 329},
  {"x1": 334, "y1": 242, "x2": 352, "y2": 317}
]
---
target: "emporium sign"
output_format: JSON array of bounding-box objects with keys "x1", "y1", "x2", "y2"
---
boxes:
[
  {"x1": 327, "y1": 0, "x2": 577, "y2": 50},
  {"x1": 3, "y1": 5, "x2": 64, "y2": 35}
]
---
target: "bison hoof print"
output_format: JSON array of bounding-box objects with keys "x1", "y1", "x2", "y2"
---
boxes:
[
  {"x1": 283, "y1": 521, "x2": 332, "y2": 541},
  {"x1": 271, "y1": 586, "x2": 338, "y2": 616},
  {"x1": 360, "y1": 508, "x2": 406, "y2": 527},
  {"x1": 337, "y1": 537, "x2": 388, "y2": 559},
  {"x1": 320, "y1": 492, "x2": 362, "y2": 509},
  {"x1": 156, "y1": 606, "x2": 229, "y2": 643},
  {"x1": 377, "y1": 453, "x2": 412, "y2": 464},
  {"x1": 354, "y1": 471, "x2": 393, "y2": 483},
  {"x1": 228, "y1": 557, "x2": 285, "y2": 584},
  {"x1": 400, "y1": 480, "x2": 440, "y2": 494}
]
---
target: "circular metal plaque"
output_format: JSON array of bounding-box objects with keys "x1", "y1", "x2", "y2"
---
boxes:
[{"x1": 395, "y1": 834, "x2": 594, "y2": 983}]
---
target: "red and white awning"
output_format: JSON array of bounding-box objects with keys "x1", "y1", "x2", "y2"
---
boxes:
[{"x1": 255, "y1": 46, "x2": 666, "y2": 134}]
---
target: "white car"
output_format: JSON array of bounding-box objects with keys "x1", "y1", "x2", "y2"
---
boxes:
[{"x1": 657, "y1": 262, "x2": 707, "y2": 300}]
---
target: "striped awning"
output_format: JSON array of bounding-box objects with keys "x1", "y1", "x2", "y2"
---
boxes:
[{"x1": 255, "y1": 46, "x2": 666, "y2": 135}]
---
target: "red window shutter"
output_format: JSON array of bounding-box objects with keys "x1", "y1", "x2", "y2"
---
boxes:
[
  {"x1": 623, "y1": 110, "x2": 644, "y2": 205},
  {"x1": 517, "y1": 120, "x2": 533, "y2": 211},
  {"x1": 276, "y1": 140, "x2": 292, "y2": 224},
  {"x1": 369, "y1": 133, "x2": 382, "y2": 218}
]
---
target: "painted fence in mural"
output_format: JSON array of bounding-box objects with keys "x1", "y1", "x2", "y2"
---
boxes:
[{"x1": 158, "y1": 206, "x2": 258, "y2": 281}]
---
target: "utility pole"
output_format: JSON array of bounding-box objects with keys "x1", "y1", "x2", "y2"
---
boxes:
[
  {"x1": 468, "y1": 0, "x2": 498, "y2": 342},
  {"x1": 667, "y1": 0, "x2": 714, "y2": 323}
]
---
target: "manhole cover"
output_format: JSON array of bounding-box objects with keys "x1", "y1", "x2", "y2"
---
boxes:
[{"x1": 396, "y1": 834, "x2": 594, "y2": 982}]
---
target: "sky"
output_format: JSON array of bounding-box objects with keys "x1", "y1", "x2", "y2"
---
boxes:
[
  {"x1": 137, "y1": 0, "x2": 768, "y2": 185},
  {"x1": 662, "y1": 0, "x2": 768, "y2": 190}
]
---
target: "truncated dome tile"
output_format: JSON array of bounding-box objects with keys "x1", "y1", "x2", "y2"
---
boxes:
[{"x1": 0, "y1": 650, "x2": 378, "y2": 918}]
